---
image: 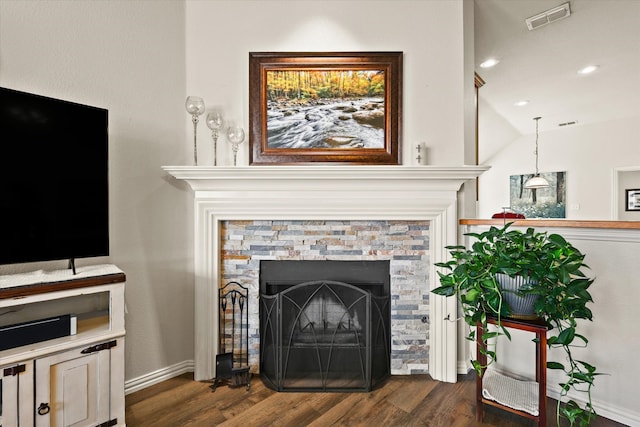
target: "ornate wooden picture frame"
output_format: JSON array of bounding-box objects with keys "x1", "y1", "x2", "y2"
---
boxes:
[{"x1": 249, "y1": 52, "x2": 402, "y2": 165}]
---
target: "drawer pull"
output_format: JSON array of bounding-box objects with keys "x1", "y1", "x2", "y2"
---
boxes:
[
  {"x1": 81, "y1": 340, "x2": 117, "y2": 354},
  {"x1": 37, "y1": 402, "x2": 50, "y2": 415}
]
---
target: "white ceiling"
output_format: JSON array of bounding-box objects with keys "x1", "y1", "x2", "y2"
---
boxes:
[{"x1": 474, "y1": 0, "x2": 640, "y2": 137}]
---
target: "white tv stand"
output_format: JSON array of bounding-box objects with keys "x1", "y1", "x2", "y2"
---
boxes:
[{"x1": 0, "y1": 264, "x2": 126, "y2": 426}]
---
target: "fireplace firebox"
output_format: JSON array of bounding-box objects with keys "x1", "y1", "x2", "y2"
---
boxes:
[{"x1": 259, "y1": 260, "x2": 391, "y2": 392}]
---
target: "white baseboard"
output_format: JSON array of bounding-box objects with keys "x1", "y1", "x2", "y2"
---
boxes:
[
  {"x1": 458, "y1": 361, "x2": 472, "y2": 375},
  {"x1": 125, "y1": 360, "x2": 194, "y2": 395},
  {"x1": 547, "y1": 388, "x2": 639, "y2": 427}
]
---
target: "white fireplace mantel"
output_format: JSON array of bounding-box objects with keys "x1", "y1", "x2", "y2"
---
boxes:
[
  {"x1": 163, "y1": 165, "x2": 489, "y2": 383},
  {"x1": 163, "y1": 165, "x2": 487, "y2": 191}
]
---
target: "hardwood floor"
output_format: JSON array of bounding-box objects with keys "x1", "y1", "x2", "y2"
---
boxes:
[{"x1": 125, "y1": 373, "x2": 624, "y2": 427}]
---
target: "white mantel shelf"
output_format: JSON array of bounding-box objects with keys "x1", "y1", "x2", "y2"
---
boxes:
[{"x1": 162, "y1": 165, "x2": 489, "y2": 191}]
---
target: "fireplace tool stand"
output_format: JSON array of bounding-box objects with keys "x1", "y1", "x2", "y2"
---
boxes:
[{"x1": 211, "y1": 281, "x2": 251, "y2": 391}]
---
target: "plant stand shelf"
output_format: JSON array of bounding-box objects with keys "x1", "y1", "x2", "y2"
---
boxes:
[{"x1": 476, "y1": 316, "x2": 549, "y2": 427}]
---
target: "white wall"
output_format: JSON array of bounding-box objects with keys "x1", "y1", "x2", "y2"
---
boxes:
[
  {"x1": 0, "y1": 0, "x2": 194, "y2": 382},
  {"x1": 477, "y1": 116, "x2": 640, "y2": 219},
  {"x1": 185, "y1": 0, "x2": 471, "y2": 167}
]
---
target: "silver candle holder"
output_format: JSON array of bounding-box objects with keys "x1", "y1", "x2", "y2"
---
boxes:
[
  {"x1": 226, "y1": 124, "x2": 245, "y2": 166},
  {"x1": 185, "y1": 96, "x2": 205, "y2": 165},
  {"x1": 206, "y1": 110, "x2": 224, "y2": 166}
]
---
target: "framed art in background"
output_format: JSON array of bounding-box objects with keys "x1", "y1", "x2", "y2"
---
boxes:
[
  {"x1": 249, "y1": 51, "x2": 402, "y2": 165},
  {"x1": 626, "y1": 188, "x2": 640, "y2": 211},
  {"x1": 509, "y1": 171, "x2": 567, "y2": 218}
]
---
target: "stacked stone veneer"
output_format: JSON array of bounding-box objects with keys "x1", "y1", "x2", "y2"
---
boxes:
[{"x1": 220, "y1": 219, "x2": 430, "y2": 375}]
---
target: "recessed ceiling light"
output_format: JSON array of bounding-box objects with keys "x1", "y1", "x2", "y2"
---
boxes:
[
  {"x1": 480, "y1": 58, "x2": 499, "y2": 68},
  {"x1": 514, "y1": 100, "x2": 530, "y2": 107},
  {"x1": 578, "y1": 65, "x2": 599, "y2": 75}
]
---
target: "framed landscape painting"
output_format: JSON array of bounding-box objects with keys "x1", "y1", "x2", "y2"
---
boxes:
[
  {"x1": 510, "y1": 171, "x2": 566, "y2": 218},
  {"x1": 249, "y1": 52, "x2": 402, "y2": 165}
]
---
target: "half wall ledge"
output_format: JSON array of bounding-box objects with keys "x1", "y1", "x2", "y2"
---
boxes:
[{"x1": 460, "y1": 219, "x2": 640, "y2": 230}]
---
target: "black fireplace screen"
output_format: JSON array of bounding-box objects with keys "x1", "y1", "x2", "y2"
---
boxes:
[{"x1": 259, "y1": 260, "x2": 390, "y2": 392}]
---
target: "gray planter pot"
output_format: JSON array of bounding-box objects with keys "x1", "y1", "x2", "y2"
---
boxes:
[{"x1": 495, "y1": 273, "x2": 540, "y2": 319}]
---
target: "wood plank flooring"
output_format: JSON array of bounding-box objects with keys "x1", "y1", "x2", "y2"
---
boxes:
[{"x1": 125, "y1": 373, "x2": 624, "y2": 427}]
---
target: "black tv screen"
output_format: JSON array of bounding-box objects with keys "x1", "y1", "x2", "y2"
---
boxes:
[{"x1": 0, "y1": 87, "x2": 109, "y2": 267}]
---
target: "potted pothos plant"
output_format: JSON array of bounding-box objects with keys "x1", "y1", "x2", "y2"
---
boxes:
[{"x1": 432, "y1": 223, "x2": 601, "y2": 426}]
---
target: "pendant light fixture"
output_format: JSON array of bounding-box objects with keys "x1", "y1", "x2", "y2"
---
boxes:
[{"x1": 524, "y1": 116, "x2": 550, "y2": 189}]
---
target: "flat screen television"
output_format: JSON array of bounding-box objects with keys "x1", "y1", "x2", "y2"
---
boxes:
[{"x1": 0, "y1": 87, "x2": 109, "y2": 273}]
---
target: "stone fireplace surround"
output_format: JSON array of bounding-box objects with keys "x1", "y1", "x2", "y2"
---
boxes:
[
  {"x1": 163, "y1": 165, "x2": 487, "y2": 383},
  {"x1": 222, "y1": 219, "x2": 430, "y2": 376}
]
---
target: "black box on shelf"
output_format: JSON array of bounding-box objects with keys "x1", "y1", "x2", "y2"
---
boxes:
[{"x1": 0, "y1": 314, "x2": 77, "y2": 351}]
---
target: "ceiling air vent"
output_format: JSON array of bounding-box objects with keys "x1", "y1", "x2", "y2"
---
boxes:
[{"x1": 526, "y1": 2, "x2": 571, "y2": 30}]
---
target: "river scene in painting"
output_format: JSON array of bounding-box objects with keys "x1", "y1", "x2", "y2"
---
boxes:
[{"x1": 266, "y1": 69, "x2": 386, "y2": 150}]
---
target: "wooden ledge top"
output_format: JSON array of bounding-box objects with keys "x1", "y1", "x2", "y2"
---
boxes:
[
  {"x1": 459, "y1": 219, "x2": 640, "y2": 230},
  {"x1": 0, "y1": 264, "x2": 125, "y2": 299}
]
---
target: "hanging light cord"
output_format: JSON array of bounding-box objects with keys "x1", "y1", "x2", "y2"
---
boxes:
[
  {"x1": 524, "y1": 116, "x2": 549, "y2": 190},
  {"x1": 533, "y1": 116, "x2": 541, "y2": 176}
]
